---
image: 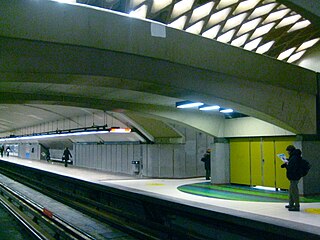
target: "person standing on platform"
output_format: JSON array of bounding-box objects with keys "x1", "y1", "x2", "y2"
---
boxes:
[
  {"x1": 5, "y1": 146, "x2": 11, "y2": 157},
  {"x1": 63, "y1": 147, "x2": 72, "y2": 167},
  {"x1": 281, "y1": 145, "x2": 302, "y2": 211},
  {"x1": 46, "y1": 148, "x2": 51, "y2": 162},
  {"x1": 201, "y1": 149, "x2": 211, "y2": 180},
  {"x1": 0, "y1": 145, "x2": 4, "y2": 157}
]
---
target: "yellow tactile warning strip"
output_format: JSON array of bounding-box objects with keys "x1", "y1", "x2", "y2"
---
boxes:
[
  {"x1": 146, "y1": 183, "x2": 165, "y2": 186},
  {"x1": 304, "y1": 208, "x2": 320, "y2": 214}
]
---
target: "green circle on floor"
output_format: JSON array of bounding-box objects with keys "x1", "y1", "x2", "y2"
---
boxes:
[{"x1": 177, "y1": 182, "x2": 320, "y2": 203}]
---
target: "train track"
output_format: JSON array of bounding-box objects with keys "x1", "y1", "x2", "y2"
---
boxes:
[{"x1": 0, "y1": 182, "x2": 95, "y2": 240}]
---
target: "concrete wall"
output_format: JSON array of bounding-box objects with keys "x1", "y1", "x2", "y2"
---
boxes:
[
  {"x1": 73, "y1": 126, "x2": 214, "y2": 178},
  {"x1": 19, "y1": 143, "x2": 40, "y2": 160}
]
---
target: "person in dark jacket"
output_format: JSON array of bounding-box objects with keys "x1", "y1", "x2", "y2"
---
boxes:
[
  {"x1": 63, "y1": 147, "x2": 72, "y2": 167},
  {"x1": 201, "y1": 149, "x2": 211, "y2": 180},
  {"x1": 281, "y1": 145, "x2": 302, "y2": 211}
]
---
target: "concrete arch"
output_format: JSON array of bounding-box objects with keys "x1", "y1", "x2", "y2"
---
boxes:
[{"x1": 0, "y1": 0, "x2": 318, "y2": 134}]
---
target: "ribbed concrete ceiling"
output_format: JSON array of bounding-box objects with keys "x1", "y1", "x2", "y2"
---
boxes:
[
  {"x1": 0, "y1": 0, "x2": 319, "y2": 136},
  {"x1": 78, "y1": 0, "x2": 320, "y2": 63}
]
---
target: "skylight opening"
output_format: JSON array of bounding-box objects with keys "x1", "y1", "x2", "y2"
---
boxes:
[
  {"x1": 277, "y1": 47, "x2": 296, "y2": 60},
  {"x1": 287, "y1": 20, "x2": 311, "y2": 32},
  {"x1": 217, "y1": 29, "x2": 236, "y2": 43},
  {"x1": 237, "y1": 18, "x2": 261, "y2": 36},
  {"x1": 262, "y1": 9, "x2": 290, "y2": 24},
  {"x1": 244, "y1": 37, "x2": 262, "y2": 51},
  {"x1": 231, "y1": 33, "x2": 249, "y2": 47},
  {"x1": 287, "y1": 50, "x2": 306, "y2": 63},
  {"x1": 297, "y1": 38, "x2": 320, "y2": 52},
  {"x1": 249, "y1": 3, "x2": 277, "y2": 19},
  {"x1": 151, "y1": 0, "x2": 172, "y2": 14},
  {"x1": 263, "y1": 0, "x2": 276, "y2": 3},
  {"x1": 190, "y1": 2, "x2": 214, "y2": 24},
  {"x1": 129, "y1": 4, "x2": 147, "y2": 18},
  {"x1": 217, "y1": 0, "x2": 239, "y2": 10},
  {"x1": 276, "y1": 14, "x2": 301, "y2": 28},
  {"x1": 171, "y1": 0, "x2": 194, "y2": 19},
  {"x1": 168, "y1": 15, "x2": 187, "y2": 29},
  {"x1": 202, "y1": 25, "x2": 221, "y2": 39},
  {"x1": 223, "y1": 13, "x2": 247, "y2": 32},
  {"x1": 250, "y1": 22, "x2": 275, "y2": 39},
  {"x1": 186, "y1": 21, "x2": 204, "y2": 34},
  {"x1": 130, "y1": 0, "x2": 145, "y2": 9},
  {"x1": 276, "y1": 4, "x2": 287, "y2": 10},
  {"x1": 207, "y1": 8, "x2": 232, "y2": 27},
  {"x1": 233, "y1": 0, "x2": 260, "y2": 15},
  {"x1": 256, "y1": 40, "x2": 274, "y2": 54}
]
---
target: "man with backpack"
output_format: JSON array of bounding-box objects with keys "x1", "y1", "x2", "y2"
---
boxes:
[{"x1": 281, "y1": 145, "x2": 302, "y2": 211}]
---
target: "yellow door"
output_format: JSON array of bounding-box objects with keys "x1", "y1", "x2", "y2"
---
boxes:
[
  {"x1": 262, "y1": 139, "x2": 276, "y2": 188},
  {"x1": 250, "y1": 140, "x2": 262, "y2": 186},
  {"x1": 230, "y1": 139, "x2": 250, "y2": 185},
  {"x1": 274, "y1": 138, "x2": 295, "y2": 189}
]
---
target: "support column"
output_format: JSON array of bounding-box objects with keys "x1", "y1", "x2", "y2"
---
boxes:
[
  {"x1": 300, "y1": 136, "x2": 320, "y2": 195},
  {"x1": 211, "y1": 138, "x2": 230, "y2": 184},
  {"x1": 317, "y1": 73, "x2": 320, "y2": 135}
]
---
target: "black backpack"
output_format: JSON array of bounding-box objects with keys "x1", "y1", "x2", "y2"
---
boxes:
[{"x1": 299, "y1": 159, "x2": 311, "y2": 177}]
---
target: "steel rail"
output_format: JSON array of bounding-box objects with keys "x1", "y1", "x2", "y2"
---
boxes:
[{"x1": 0, "y1": 182, "x2": 95, "y2": 240}]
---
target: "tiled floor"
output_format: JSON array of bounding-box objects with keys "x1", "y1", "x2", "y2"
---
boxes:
[{"x1": 1, "y1": 156, "x2": 320, "y2": 236}]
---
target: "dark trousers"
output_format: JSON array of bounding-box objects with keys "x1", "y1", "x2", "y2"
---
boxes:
[
  {"x1": 289, "y1": 180, "x2": 300, "y2": 207},
  {"x1": 205, "y1": 169, "x2": 211, "y2": 180}
]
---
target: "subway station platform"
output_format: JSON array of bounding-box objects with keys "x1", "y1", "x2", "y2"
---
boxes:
[{"x1": 0, "y1": 156, "x2": 320, "y2": 238}]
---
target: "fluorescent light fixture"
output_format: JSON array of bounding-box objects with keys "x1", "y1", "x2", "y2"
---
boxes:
[
  {"x1": 110, "y1": 128, "x2": 132, "y2": 133},
  {"x1": 199, "y1": 105, "x2": 220, "y2": 111},
  {"x1": 176, "y1": 101, "x2": 204, "y2": 109},
  {"x1": 0, "y1": 130, "x2": 110, "y2": 142},
  {"x1": 219, "y1": 108, "x2": 234, "y2": 113},
  {"x1": 0, "y1": 127, "x2": 132, "y2": 142}
]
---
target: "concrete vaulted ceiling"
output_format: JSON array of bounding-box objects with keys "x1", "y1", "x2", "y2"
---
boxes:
[{"x1": 0, "y1": 0, "x2": 319, "y2": 137}]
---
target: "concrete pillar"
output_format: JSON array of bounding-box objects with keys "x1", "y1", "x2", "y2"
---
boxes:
[
  {"x1": 317, "y1": 73, "x2": 320, "y2": 135},
  {"x1": 300, "y1": 137, "x2": 320, "y2": 195},
  {"x1": 211, "y1": 138, "x2": 230, "y2": 184}
]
